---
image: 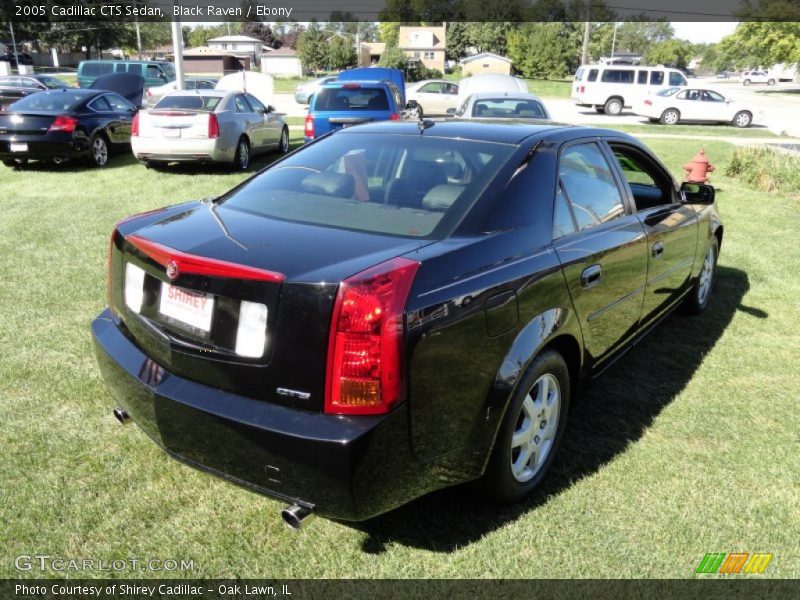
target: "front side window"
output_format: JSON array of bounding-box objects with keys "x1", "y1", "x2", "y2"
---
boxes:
[
  {"x1": 610, "y1": 144, "x2": 674, "y2": 211},
  {"x1": 219, "y1": 133, "x2": 517, "y2": 239},
  {"x1": 234, "y1": 95, "x2": 252, "y2": 113},
  {"x1": 669, "y1": 72, "x2": 687, "y2": 86},
  {"x1": 419, "y1": 82, "x2": 442, "y2": 93},
  {"x1": 146, "y1": 65, "x2": 163, "y2": 79},
  {"x1": 559, "y1": 143, "x2": 625, "y2": 230}
]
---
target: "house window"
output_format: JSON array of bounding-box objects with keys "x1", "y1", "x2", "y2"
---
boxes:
[{"x1": 424, "y1": 52, "x2": 435, "y2": 60}]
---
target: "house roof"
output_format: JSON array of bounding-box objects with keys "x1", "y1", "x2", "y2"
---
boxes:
[
  {"x1": 263, "y1": 47, "x2": 297, "y2": 57},
  {"x1": 360, "y1": 42, "x2": 385, "y2": 54},
  {"x1": 208, "y1": 35, "x2": 263, "y2": 44},
  {"x1": 460, "y1": 52, "x2": 513, "y2": 65}
]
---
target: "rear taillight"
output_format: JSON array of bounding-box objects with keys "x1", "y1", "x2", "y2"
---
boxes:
[
  {"x1": 131, "y1": 111, "x2": 139, "y2": 136},
  {"x1": 578, "y1": 85, "x2": 585, "y2": 93},
  {"x1": 304, "y1": 114, "x2": 315, "y2": 138},
  {"x1": 48, "y1": 115, "x2": 77, "y2": 133},
  {"x1": 389, "y1": 113, "x2": 400, "y2": 121},
  {"x1": 325, "y1": 257, "x2": 420, "y2": 415},
  {"x1": 208, "y1": 113, "x2": 220, "y2": 138},
  {"x1": 644, "y1": 99, "x2": 652, "y2": 106},
  {"x1": 107, "y1": 229, "x2": 118, "y2": 317}
]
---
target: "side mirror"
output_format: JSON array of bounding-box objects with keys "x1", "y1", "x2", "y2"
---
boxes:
[
  {"x1": 445, "y1": 108, "x2": 456, "y2": 116},
  {"x1": 680, "y1": 182, "x2": 715, "y2": 205},
  {"x1": 266, "y1": 105, "x2": 275, "y2": 113}
]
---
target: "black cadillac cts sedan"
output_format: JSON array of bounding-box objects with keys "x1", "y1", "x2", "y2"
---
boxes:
[{"x1": 92, "y1": 121, "x2": 722, "y2": 526}]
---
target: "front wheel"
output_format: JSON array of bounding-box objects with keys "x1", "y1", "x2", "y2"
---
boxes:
[
  {"x1": 604, "y1": 97, "x2": 623, "y2": 116},
  {"x1": 480, "y1": 349, "x2": 571, "y2": 503},
  {"x1": 732, "y1": 111, "x2": 752, "y2": 128},
  {"x1": 685, "y1": 237, "x2": 718, "y2": 314},
  {"x1": 743, "y1": 79, "x2": 751, "y2": 86},
  {"x1": 660, "y1": 108, "x2": 680, "y2": 125},
  {"x1": 278, "y1": 126, "x2": 289, "y2": 154},
  {"x1": 767, "y1": 79, "x2": 776, "y2": 86}
]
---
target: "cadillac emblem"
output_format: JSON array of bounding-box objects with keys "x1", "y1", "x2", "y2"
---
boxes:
[{"x1": 166, "y1": 260, "x2": 180, "y2": 280}]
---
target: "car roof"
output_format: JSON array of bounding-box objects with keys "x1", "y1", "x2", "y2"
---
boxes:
[
  {"x1": 467, "y1": 91, "x2": 545, "y2": 102},
  {"x1": 163, "y1": 89, "x2": 234, "y2": 98},
  {"x1": 334, "y1": 120, "x2": 639, "y2": 146}
]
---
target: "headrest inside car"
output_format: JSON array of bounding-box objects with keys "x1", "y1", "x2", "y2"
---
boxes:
[
  {"x1": 300, "y1": 172, "x2": 356, "y2": 198},
  {"x1": 422, "y1": 185, "x2": 465, "y2": 211}
]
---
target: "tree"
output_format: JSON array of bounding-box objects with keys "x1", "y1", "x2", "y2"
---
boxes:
[
  {"x1": 718, "y1": 22, "x2": 800, "y2": 68},
  {"x1": 296, "y1": 26, "x2": 328, "y2": 72},
  {"x1": 243, "y1": 21, "x2": 276, "y2": 48},
  {"x1": 645, "y1": 39, "x2": 694, "y2": 69},
  {"x1": 378, "y1": 46, "x2": 408, "y2": 70},
  {"x1": 327, "y1": 35, "x2": 356, "y2": 70},
  {"x1": 506, "y1": 23, "x2": 582, "y2": 79},
  {"x1": 378, "y1": 22, "x2": 400, "y2": 47},
  {"x1": 613, "y1": 22, "x2": 674, "y2": 56}
]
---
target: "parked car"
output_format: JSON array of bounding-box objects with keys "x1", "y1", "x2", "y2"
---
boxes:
[
  {"x1": 78, "y1": 60, "x2": 175, "y2": 89},
  {"x1": 131, "y1": 90, "x2": 289, "y2": 170},
  {"x1": 405, "y1": 79, "x2": 459, "y2": 117},
  {"x1": 451, "y1": 91, "x2": 550, "y2": 120},
  {"x1": 93, "y1": 120, "x2": 722, "y2": 525},
  {"x1": 634, "y1": 86, "x2": 759, "y2": 127},
  {"x1": 216, "y1": 71, "x2": 274, "y2": 114},
  {"x1": 146, "y1": 77, "x2": 219, "y2": 106},
  {"x1": 0, "y1": 74, "x2": 71, "y2": 111},
  {"x1": 572, "y1": 65, "x2": 688, "y2": 115},
  {"x1": 294, "y1": 75, "x2": 337, "y2": 104},
  {"x1": 740, "y1": 70, "x2": 776, "y2": 86},
  {"x1": 0, "y1": 51, "x2": 34, "y2": 67},
  {"x1": 338, "y1": 67, "x2": 406, "y2": 105},
  {"x1": 0, "y1": 88, "x2": 137, "y2": 168},
  {"x1": 457, "y1": 73, "x2": 528, "y2": 105},
  {"x1": 304, "y1": 80, "x2": 407, "y2": 143}
]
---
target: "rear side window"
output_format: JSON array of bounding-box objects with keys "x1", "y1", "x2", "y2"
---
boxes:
[
  {"x1": 154, "y1": 95, "x2": 221, "y2": 111},
  {"x1": 650, "y1": 71, "x2": 665, "y2": 85},
  {"x1": 82, "y1": 62, "x2": 114, "y2": 77},
  {"x1": 315, "y1": 87, "x2": 390, "y2": 111},
  {"x1": 587, "y1": 69, "x2": 598, "y2": 82},
  {"x1": 234, "y1": 95, "x2": 251, "y2": 113},
  {"x1": 88, "y1": 96, "x2": 112, "y2": 112},
  {"x1": 601, "y1": 69, "x2": 634, "y2": 84},
  {"x1": 559, "y1": 143, "x2": 625, "y2": 230},
  {"x1": 553, "y1": 185, "x2": 577, "y2": 239},
  {"x1": 637, "y1": 71, "x2": 648, "y2": 84}
]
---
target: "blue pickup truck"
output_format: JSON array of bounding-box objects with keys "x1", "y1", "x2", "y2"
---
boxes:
[{"x1": 304, "y1": 68, "x2": 412, "y2": 143}]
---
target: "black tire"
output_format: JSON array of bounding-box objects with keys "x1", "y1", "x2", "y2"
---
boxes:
[
  {"x1": 603, "y1": 97, "x2": 623, "y2": 116},
  {"x1": 2, "y1": 159, "x2": 17, "y2": 168},
  {"x1": 660, "y1": 108, "x2": 680, "y2": 125},
  {"x1": 743, "y1": 79, "x2": 751, "y2": 86},
  {"x1": 732, "y1": 110, "x2": 752, "y2": 128},
  {"x1": 232, "y1": 136, "x2": 250, "y2": 170},
  {"x1": 3, "y1": 158, "x2": 27, "y2": 169},
  {"x1": 88, "y1": 134, "x2": 109, "y2": 167},
  {"x1": 684, "y1": 236, "x2": 719, "y2": 314},
  {"x1": 277, "y1": 126, "x2": 290, "y2": 154},
  {"x1": 480, "y1": 349, "x2": 571, "y2": 503},
  {"x1": 767, "y1": 79, "x2": 776, "y2": 86}
]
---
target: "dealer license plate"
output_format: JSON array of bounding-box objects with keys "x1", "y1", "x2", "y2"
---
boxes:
[
  {"x1": 162, "y1": 128, "x2": 180, "y2": 138},
  {"x1": 9, "y1": 143, "x2": 27, "y2": 152},
  {"x1": 159, "y1": 282, "x2": 214, "y2": 335}
]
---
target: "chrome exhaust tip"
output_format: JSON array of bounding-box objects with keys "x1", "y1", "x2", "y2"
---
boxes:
[
  {"x1": 281, "y1": 504, "x2": 315, "y2": 530},
  {"x1": 113, "y1": 408, "x2": 131, "y2": 424}
]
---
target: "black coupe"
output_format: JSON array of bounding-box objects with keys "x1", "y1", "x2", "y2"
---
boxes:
[
  {"x1": 92, "y1": 121, "x2": 722, "y2": 526},
  {"x1": 0, "y1": 88, "x2": 137, "y2": 167},
  {"x1": 0, "y1": 74, "x2": 71, "y2": 111}
]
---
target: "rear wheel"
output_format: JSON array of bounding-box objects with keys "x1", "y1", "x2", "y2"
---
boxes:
[
  {"x1": 603, "y1": 97, "x2": 623, "y2": 115},
  {"x1": 767, "y1": 78, "x2": 776, "y2": 86},
  {"x1": 88, "y1": 134, "x2": 109, "y2": 167},
  {"x1": 480, "y1": 349, "x2": 571, "y2": 503},
  {"x1": 685, "y1": 237, "x2": 718, "y2": 314},
  {"x1": 660, "y1": 108, "x2": 680, "y2": 125},
  {"x1": 278, "y1": 126, "x2": 289, "y2": 154},
  {"x1": 743, "y1": 79, "x2": 751, "y2": 86},
  {"x1": 3, "y1": 158, "x2": 27, "y2": 168},
  {"x1": 232, "y1": 136, "x2": 250, "y2": 170},
  {"x1": 732, "y1": 111, "x2": 752, "y2": 128}
]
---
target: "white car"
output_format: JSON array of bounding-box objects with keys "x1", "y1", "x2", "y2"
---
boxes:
[
  {"x1": 741, "y1": 70, "x2": 776, "y2": 86},
  {"x1": 145, "y1": 77, "x2": 218, "y2": 106},
  {"x1": 405, "y1": 79, "x2": 459, "y2": 117},
  {"x1": 634, "y1": 87, "x2": 760, "y2": 127},
  {"x1": 294, "y1": 75, "x2": 338, "y2": 104},
  {"x1": 452, "y1": 91, "x2": 550, "y2": 120},
  {"x1": 456, "y1": 74, "x2": 528, "y2": 106},
  {"x1": 131, "y1": 90, "x2": 289, "y2": 169}
]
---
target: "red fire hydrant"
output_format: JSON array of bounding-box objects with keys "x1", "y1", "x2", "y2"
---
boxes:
[{"x1": 683, "y1": 148, "x2": 715, "y2": 183}]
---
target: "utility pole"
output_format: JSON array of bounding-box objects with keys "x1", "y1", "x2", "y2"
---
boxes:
[
  {"x1": 135, "y1": 19, "x2": 142, "y2": 59},
  {"x1": 580, "y1": 1, "x2": 591, "y2": 65},
  {"x1": 9, "y1": 22, "x2": 20, "y2": 71},
  {"x1": 171, "y1": 19, "x2": 184, "y2": 89}
]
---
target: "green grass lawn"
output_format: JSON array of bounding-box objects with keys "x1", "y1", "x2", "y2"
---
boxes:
[
  {"x1": 0, "y1": 134, "x2": 798, "y2": 579},
  {"x1": 591, "y1": 123, "x2": 781, "y2": 138}
]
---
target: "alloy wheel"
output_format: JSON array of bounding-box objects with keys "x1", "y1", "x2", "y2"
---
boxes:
[
  {"x1": 697, "y1": 245, "x2": 715, "y2": 306},
  {"x1": 93, "y1": 137, "x2": 108, "y2": 166},
  {"x1": 510, "y1": 373, "x2": 561, "y2": 483}
]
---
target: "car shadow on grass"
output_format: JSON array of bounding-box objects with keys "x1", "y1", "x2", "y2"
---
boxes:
[
  {"x1": 6, "y1": 150, "x2": 141, "y2": 172},
  {"x1": 352, "y1": 266, "x2": 761, "y2": 553}
]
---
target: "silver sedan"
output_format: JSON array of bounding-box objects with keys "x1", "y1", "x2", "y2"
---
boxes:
[
  {"x1": 450, "y1": 92, "x2": 551, "y2": 121},
  {"x1": 131, "y1": 90, "x2": 289, "y2": 170}
]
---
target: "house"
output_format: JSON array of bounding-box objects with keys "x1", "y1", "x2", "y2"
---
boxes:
[
  {"x1": 357, "y1": 42, "x2": 385, "y2": 67},
  {"x1": 261, "y1": 47, "x2": 302, "y2": 78},
  {"x1": 460, "y1": 53, "x2": 513, "y2": 77},
  {"x1": 182, "y1": 46, "x2": 249, "y2": 75},
  {"x1": 141, "y1": 45, "x2": 174, "y2": 61},
  {"x1": 398, "y1": 26, "x2": 446, "y2": 73},
  {"x1": 207, "y1": 35, "x2": 264, "y2": 66}
]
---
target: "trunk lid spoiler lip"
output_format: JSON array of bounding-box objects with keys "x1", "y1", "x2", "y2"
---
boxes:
[{"x1": 125, "y1": 234, "x2": 286, "y2": 283}]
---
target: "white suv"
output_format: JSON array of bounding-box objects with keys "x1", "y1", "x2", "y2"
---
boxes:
[{"x1": 741, "y1": 71, "x2": 776, "y2": 86}]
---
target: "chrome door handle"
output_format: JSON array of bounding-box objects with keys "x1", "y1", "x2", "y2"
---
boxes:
[{"x1": 580, "y1": 264, "x2": 602, "y2": 288}]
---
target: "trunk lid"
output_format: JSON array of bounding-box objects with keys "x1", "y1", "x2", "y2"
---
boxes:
[
  {"x1": 0, "y1": 112, "x2": 60, "y2": 136},
  {"x1": 139, "y1": 109, "x2": 212, "y2": 140}
]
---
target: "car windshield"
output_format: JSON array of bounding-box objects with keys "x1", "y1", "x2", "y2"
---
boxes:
[
  {"x1": 657, "y1": 87, "x2": 681, "y2": 97},
  {"x1": 154, "y1": 95, "x2": 221, "y2": 111},
  {"x1": 38, "y1": 76, "x2": 70, "y2": 89},
  {"x1": 472, "y1": 98, "x2": 547, "y2": 119},
  {"x1": 219, "y1": 132, "x2": 517, "y2": 239},
  {"x1": 9, "y1": 90, "x2": 85, "y2": 111},
  {"x1": 315, "y1": 87, "x2": 389, "y2": 111}
]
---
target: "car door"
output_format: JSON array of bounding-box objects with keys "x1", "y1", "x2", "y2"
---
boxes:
[
  {"x1": 103, "y1": 93, "x2": 136, "y2": 142},
  {"x1": 413, "y1": 81, "x2": 445, "y2": 114},
  {"x1": 245, "y1": 93, "x2": 280, "y2": 150},
  {"x1": 552, "y1": 141, "x2": 648, "y2": 367},
  {"x1": 233, "y1": 94, "x2": 262, "y2": 149},
  {"x1": 606, "y1": 141, "x2": 698, "y2": 326}
]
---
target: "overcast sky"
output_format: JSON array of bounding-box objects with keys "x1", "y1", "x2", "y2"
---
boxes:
[{"x1": 671, "y1": 22, "x2": 738, "y2": 43}]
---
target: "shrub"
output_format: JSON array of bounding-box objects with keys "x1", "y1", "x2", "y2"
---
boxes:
[{"x1": 725, "y1": 145, "x2": 800, "y2": 196}]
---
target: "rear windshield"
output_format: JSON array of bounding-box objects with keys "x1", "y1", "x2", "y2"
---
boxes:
[
  {"x1": 9, "y1": 91, "x2": 85, "y2": 111},
  {"x1": 472, "y1": 98, "x2": 547, "y2": 119},
  {"x1": 154, "y1": 95, "x2": 221, "y2": 111},
  {"x1": 38, "y1": 76, "x2": 70, "y2": 89},
  {"x1": 219, "y1": 132, "x2": 517, "y2": 239},
  {"x1": 315, "y1": 87, "x2": 390, "y2": 111}
]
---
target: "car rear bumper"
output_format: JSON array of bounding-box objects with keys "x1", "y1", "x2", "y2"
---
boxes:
[
  {"x1": 132, "y1": 137, "x2": 232, "y2": 163},
  {"x1": 0, "y1": 135, "x2": 88, "y2": 160},
  {"x1": 91, "y1": 310, "x2": 425, "y2": 520}
]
